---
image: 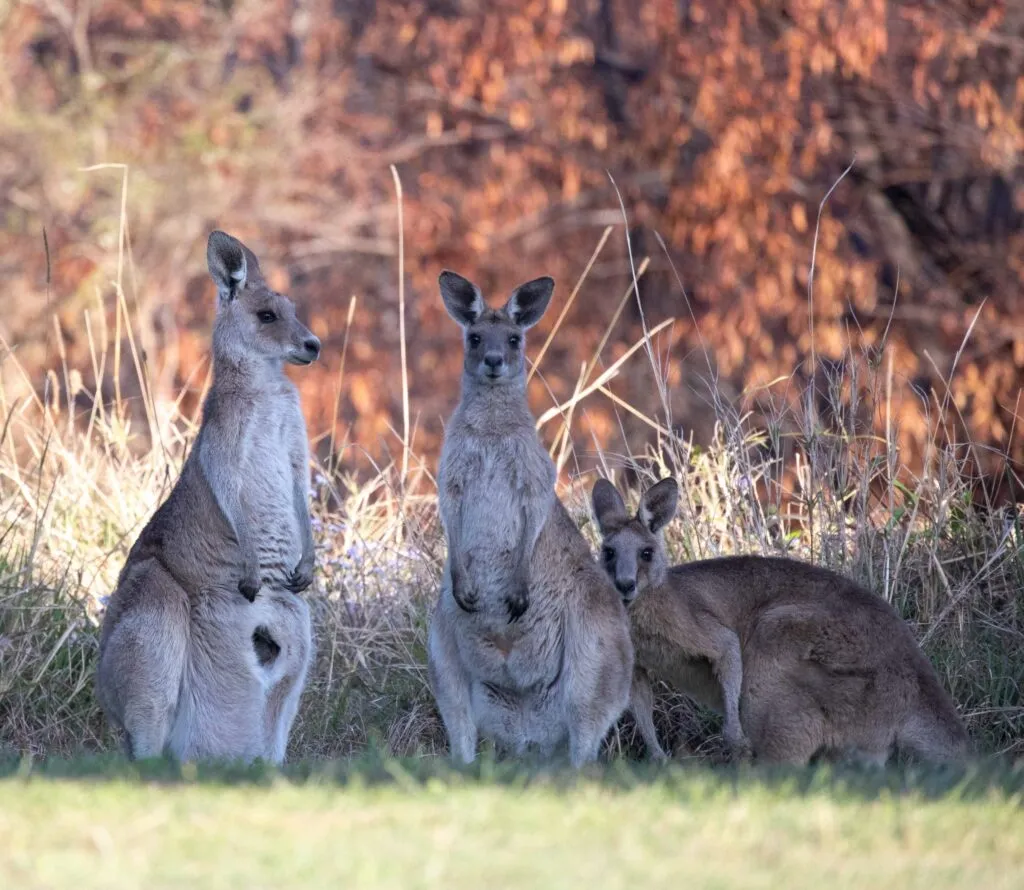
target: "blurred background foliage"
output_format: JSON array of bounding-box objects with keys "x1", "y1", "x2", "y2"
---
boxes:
[{"x1": 2, "y1": 0, "x2": 1023, "y2": 493}]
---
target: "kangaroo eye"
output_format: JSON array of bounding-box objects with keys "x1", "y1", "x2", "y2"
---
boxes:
[
  {"x1": 468, "y1": 333, "x2": 482, "y2": 348},
  {"x1": 257, "y1": 310, "x2": 277, "y2": 324},
  {"x1": 640, "y1": 547, "x2": 654, "y2": 562},
  {"x1": 507, "y1": 335, "x2": 521, "y2": 348},
  {"x1": 601, "y1": 547, "x2": 616, "y2": 563}
]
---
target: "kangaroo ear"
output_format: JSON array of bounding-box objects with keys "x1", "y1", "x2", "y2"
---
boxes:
[
  {"x1": 207, "y1": 230, "x2": 261, "y2": 302},
  {"x1": 638, "y1": 477, "x2": 679, "y2": 534},
  {"x1": 503, "y1": 276, "x2": 554, "y2": 329},
  {"x1": 439, "y1": 271, "x2": 485, "y2": 327},
  {"x1": 591, "y1": 478, "x2": 629, "y2": 536}
]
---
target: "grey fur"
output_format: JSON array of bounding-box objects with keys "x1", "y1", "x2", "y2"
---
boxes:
[
  {"x1": 592, "y1": 477, "x2": 971, "y2": 766},
  {"x1": 428, "y1": 271, "x2": 634, "y2": 767},
  {"x1": 95, "y1": 230, "x2": 320, "y2": 763}
]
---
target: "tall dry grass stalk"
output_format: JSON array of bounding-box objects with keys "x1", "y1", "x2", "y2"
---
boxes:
[{"x1": 1, "y1": 180, "x2": 1021, "y2": 761}]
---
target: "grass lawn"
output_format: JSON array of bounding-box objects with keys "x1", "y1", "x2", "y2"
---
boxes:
[{"x1": 1, "y1": 756, "x2": 1022, "y2": 889}]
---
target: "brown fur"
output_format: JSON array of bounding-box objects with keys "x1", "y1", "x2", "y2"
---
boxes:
[{"x1": 592, "y1": 477, "x2": 971, "y2": 766}]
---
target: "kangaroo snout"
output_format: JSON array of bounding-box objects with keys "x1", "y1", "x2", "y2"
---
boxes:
[
  {"x1": 483, "y1": 352, "x2": 507, "y2": 379},
  {"x1": 614, "y1": 577, "x2": 638, "y2": 602},
  {"x1": 615, "y1": 578, "x2": 637, "y2": 601},
  {"x1": 290, "y1": 332, "x2": 321, "y2": 365}
]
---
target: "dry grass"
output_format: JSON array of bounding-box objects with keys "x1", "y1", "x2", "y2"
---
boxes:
[{"x1": 1, "y1": 197, "x2": 1022, "y2": 763}]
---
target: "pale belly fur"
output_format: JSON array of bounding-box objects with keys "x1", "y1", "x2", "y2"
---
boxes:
[
  {"x1": 448, "y1": 438, "x2": 553, "y2": 597},
  {"x1": 238, "y1": 406, "x2": 302, "y2": 585}
]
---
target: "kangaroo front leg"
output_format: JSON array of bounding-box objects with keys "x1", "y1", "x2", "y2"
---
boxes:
[
  {"x1": 507, "y1": 482, "x2": 553, "y2": 622},
  {"x1": 713, "y1": 630, "x2": 751, "y2": 760},
  {"x1": 631, "y1": 669, "x2": 668, "y2": 761},
  {"x1": 507, "y1": 504, "x2": 535, "y2": 622},
  {"x1": 286, "y1": 433, "x2": 315, "y2": 593},
  {"x1": 444, "y1": 505, "x2": 479, "y2": 614},
  {"x1": 199, "y1": 431, "x2": 261, "y2": 601}
]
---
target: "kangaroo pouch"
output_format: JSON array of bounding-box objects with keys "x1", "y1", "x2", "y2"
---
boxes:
[{"x1": 453, "y1": 607, "x2": 565, "y2": 691}]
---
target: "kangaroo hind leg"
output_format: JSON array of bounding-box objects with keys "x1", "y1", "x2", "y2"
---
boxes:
[
  {"x1": 427, "y1": 603, "x2": 478, "y2": 764},
  {"x1": 97, "y1": 572, "x2": 188, "y2": 760},
  {"x1": 742, "y1": 672, "x2": 825, "y2": 766}
]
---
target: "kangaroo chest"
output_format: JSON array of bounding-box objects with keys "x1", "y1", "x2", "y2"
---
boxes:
[
  {"x1": 238, "y1": 399, "x2": 302, "y2": 565},
  {"x1": 440, "y1": 428, "x2": 554, "y2": 584}
]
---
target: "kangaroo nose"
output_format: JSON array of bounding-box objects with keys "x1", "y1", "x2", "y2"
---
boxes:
[
  {"x1": 616, "y1": 579, "x2": 636, "y2": 596},
  {"x1": 484, "y1": 352, "x2": 504, "y2": 370},
  {"x1": 304, "y1": 336, "x2": 321, "y2": 358}
]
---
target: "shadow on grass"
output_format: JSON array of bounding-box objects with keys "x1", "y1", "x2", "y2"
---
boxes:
[{"x1": 2, "y1": 748, "x2": 1022, "y2": 803}]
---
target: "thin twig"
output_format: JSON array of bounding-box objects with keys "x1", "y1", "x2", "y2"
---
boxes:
[{"x1": 389, "y1": 165, "x2": 411, "y2": 484}]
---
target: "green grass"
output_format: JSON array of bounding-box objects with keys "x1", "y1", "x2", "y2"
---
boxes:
[{"x1": 2, "y1": 756, "x2": 1023, "y2": 889}]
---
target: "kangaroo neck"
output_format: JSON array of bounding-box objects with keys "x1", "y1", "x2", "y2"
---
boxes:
[
  {"x1": 458, "y1": 373, "x2": 533, "y2": 426},
  {"x1": 212, "y1": 351, "x2": 282, "y2": 394}
]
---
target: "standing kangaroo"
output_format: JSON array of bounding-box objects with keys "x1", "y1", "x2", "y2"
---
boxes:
[
  {"x1": 591, "y1": 477, "x2": 971, "y2": 766},
  {"x1": 96, "y1": 230, "x2": 320, "y2": 763},
  {"x1": 428, "y1": 271, "x2": 634, "y2": 767}
]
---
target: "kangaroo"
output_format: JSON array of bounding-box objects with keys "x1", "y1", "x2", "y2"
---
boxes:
[
  {"x1": 591, "y1": 477, "x2": 971, "y2": 766},
  {"x1": 428, "y1": 271, "x2": 634, "y2": 767},
  {"x1": 96, "y1": 230, "x2": 320, "y2": 763}
]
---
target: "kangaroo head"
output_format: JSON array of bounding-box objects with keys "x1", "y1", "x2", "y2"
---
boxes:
[
  {"x1": 207, "y1": 230, "x2": 321, "y2": 369},
  {"x1": 439, "y1": 271, "x2": 554, "y2": 387},
  {"x1": 591, "y1": 477, "x2": 679, "y2": 603}
]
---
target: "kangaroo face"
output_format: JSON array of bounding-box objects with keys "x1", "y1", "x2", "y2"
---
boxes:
[
  {"x1": 219, "y1": 286, "x2": 321, "y2": 367},
  {"x1": 207, "y1": 230, "x2": 321, "y2": 368},
  {"x1": 462, "y1": 312, "x2": 527, "y2": 383},
  {"x1": 438, "y1": 270, "x2": 554, "y2": 387},
  {"x1": 591, "y1": 478, "x2": 680, "y2": 604},
  {"x1": 598, "y1": 522, "x2": 666, "y2": 603}
]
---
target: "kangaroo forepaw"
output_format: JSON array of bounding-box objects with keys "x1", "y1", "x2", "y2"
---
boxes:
[
  {"x1": 285, "y1": 563, "x2": 313, "y2": 594},
  {"x1": 451, "y1": 578, "x2": 479, "y2": 613},
  {"x1": 238, "y1": 576, "x2": 261, "y2": 602},
  {"x1": 505, "y1": 588, "x2": 529, "y2": 622}
]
